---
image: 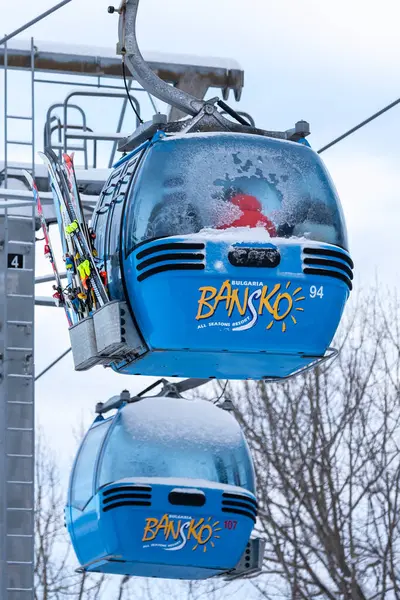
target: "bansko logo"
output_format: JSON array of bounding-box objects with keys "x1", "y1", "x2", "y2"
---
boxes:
[
  {"x1": 196, "y1": 280, "x2": 305, "y2": 332},
  {"x1": 142, "y1": 514, "x2": 222, "y2": 552}
]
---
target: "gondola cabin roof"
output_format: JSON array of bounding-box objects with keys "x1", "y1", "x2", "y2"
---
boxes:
[{"x1": 111, "y1": 395, "x2": 243, "y2": 444}]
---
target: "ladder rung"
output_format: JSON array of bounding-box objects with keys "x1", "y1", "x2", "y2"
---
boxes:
[
  {"x1": 7, "y1": 427, "x2": 33, "y2": 432},
  {"x1": 7, "y1": 481, "x2": 33, "y2": 485},
  {"x1": 7, "y1": 320, "x2": 33, "y2": 326},
  {"x1": 7, "y1": 115, "x2": 32, "y2": 121},
  {"x1": 7, "y1": 374, "x2": 33, "y2": 379},
  {"x1": 7, "y1": 589, "x2": 33, "y2": 592},
  {"x1": 7, "y1": 454, "x2": 33, "y2": 458},
  {"x1": 51, "y1": 143, "x2": 84, "y2": 150},
  {"x1": 7, "y1": 507, "x2": 33, "y2": 511},
  {"x1": 7, "y1": 293, "x2": 34, "y2": 298},
  {"x1": 7, "y1": 561, "x2": 34, "y2": 565},
  {"x1": 6, "y1": 347, "x2": 33, "y2": 352},
  {"x1": 7, "y1": 240, "x2": 34, "y2": 246},
  {"x1": 7, "y1": 534, "x2": 33, "y2": 538},
  {"x1": 7, "y1": 141, "x2": 32, "y2": 146},
  {"x1": 7, "y1": 401, "x2": 34, "y2": 405}
]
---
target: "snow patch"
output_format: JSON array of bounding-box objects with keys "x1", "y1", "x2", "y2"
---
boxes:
[
  {"x1": 121, "y1": 396, "x2": 242, "y2": 447},
  {"x1": 170, "y1": 488, "x2": 206, "y2": 496},
  {"x1": 116, "y1": 476, "x2": 254, "y2": 496}
]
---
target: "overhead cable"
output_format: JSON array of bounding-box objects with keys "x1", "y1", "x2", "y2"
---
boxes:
[
  {"x1": 318, "y1": 96, "x2": 400, "y2": 153},
  {"x1": 35, "y1": 347, "x2": 71, "y2": 381}
]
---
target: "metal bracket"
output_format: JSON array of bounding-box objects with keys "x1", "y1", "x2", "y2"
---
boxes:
[
  {"x1": 118, "y1": 113, "x2": 167, "y2": 152},
  {"x1": 94, "y1": 377, "x2": 211, "y2": 414},
  {"x1": 95, "y1": 389, "x2": 131, "y2": 414},
  {"x1": 262, "y1": 347, "x2": 338, "y2": 383},
  {"x1": 223, "y1": 537, "x2": 265, "y2": 580},
  {"x1": 116, "y1": 0, "x2": 207, "y2": 117}
]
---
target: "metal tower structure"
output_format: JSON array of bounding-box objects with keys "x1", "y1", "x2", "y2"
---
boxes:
[
  {"x1": 0, "y1": 196, "x2": 35, "y2": 599},
  {"x1": 0, "y1": 3, "x2": 246, "y2": 598}
]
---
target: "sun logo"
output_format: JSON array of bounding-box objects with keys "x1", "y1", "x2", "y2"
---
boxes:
[
  {"x1": 191, "y1": 517, "x2": 222, "y2": 553},
  {"x1": 266, "y1": 281, "x2": 305, "y2": 333}
]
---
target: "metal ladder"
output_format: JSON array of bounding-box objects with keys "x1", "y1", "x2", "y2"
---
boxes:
[
  {"x1": 2, "y1": 38, "x2": 35, "y2": 187},
  {"x1": 0, "y1": 201, "x2": 35, "y2": 598}
]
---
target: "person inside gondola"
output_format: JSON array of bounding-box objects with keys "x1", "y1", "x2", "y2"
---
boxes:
[
  {"x1": 145, "y1": 191, "x2": 202, "y2": 240},
  {"x1": 217, "y1": 187, "x2": 277, "y2": 236},
  {"x1": 274, "y1": 195, "x2": 338, "y2": 244}
]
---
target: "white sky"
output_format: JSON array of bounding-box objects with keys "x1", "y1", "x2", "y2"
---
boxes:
[{"x1": 1, "y1": 0, "x2": 400, "y2": 593}]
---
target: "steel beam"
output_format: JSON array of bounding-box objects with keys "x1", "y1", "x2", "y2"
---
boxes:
[
  {"x1": 0, "y1": 42, "x2": 244, "y2": 103},
  {"x1": 35, "y1": 273, "x2": 66, "y2": 284}
]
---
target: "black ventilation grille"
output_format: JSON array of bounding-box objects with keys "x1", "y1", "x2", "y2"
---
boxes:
[
  {"x1": 302, "y1": 248, "x2": 353, "y2": 291},
  {"x1": 137, "y1": 252, "x2": 205, "y2": 272},
  {"x1": 135, "y1": 241, "x2": 206, "y2": 282},
  {"x1": 222, "y1": 492, "x2": 258, "y2": 523},
  {"x1": 137, "y1": 262, "x2": 205, "y2": 282},
  {"x1": 303, "y1": 247, "x2": 354, "y2": 268},
  {"x1": 136, "y1": 242, "x2": 205, "y2": 260},
  {"x1": 101, "y1": 485, "x2": 152, "y2": 513}
]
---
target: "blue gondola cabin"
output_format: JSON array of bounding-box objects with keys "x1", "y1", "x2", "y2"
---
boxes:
[
  {"x1": 91, "y1": 131, "x2": 353, "y2": 380},
  {"x1": 65, "y1": 396, "x2": 258, "y2": 579}
]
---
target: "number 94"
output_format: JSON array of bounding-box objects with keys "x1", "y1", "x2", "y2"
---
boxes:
[{"x1": 310, "y1": 285, "x2": 324, "y2": 299}]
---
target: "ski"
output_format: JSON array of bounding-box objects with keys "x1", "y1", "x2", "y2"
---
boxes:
[
  {"x1": 39, "y1": 149, "x2": 109, "y2": 309},
  {"x1": 23, "y1": 170, "x2": 73, "y2": 327},
  {"x1": 38, "y1": 154, "x2": 90, "y2": 319},
  {"x1": 62, "y1": 153, "x2": 91, "y2": 246}
]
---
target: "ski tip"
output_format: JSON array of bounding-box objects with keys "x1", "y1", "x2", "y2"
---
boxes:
[{"x1": 22, "y1": 169, "x2": 35, "y2": 189}]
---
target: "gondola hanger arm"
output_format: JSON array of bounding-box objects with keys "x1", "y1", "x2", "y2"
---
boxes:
[{"x1": 111, "y1": 0, "x2": 208, "y2": 117}]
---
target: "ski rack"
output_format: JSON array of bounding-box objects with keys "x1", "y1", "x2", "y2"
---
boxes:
[{"x1": 69, "y1": 299, "x2": 147, "y2": 370}]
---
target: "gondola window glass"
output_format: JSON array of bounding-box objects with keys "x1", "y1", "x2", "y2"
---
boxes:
[
  {"x1": 98, "y1": 402, "x2": 255, "y2": 493},
  {"x1": 95, "y1": 165, "x2": 125, "y2": 262},
  {"x1": 71, "y1": 420, "x2": 111, "y2": 510},
  {"x1": 107, "y1": 156, "x2": 140, "y2": 260},
  {"x1": 125, "y1": 133, "x2": 348, "y2": 254}
]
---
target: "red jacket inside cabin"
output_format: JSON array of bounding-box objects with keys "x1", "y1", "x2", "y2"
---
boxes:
[{"x1": 219, "y1": 193, "x2": 276, "y2": 236}]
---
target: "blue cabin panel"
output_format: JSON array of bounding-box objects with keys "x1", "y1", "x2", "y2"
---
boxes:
[{"x1": 126, "y1": 238, "x2": 350, "y2": 356}]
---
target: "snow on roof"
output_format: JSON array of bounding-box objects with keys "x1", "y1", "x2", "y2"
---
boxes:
[
  {"x1": 116, "y1": 476, "x2": 255, "y2": 496},
  {"x1": 121, "y1": 396, "x2": 243, "y2": 446},
  {"x1": 7, "y1": 39, "x2": 242, "y2": 71}
]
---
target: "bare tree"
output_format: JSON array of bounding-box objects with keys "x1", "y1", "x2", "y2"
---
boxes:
[{"x1": 226, "y1": 290, "x2": 400, "y2": 599}]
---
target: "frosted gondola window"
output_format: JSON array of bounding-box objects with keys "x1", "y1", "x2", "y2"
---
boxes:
[
  {"x1": 97, "y1": 398, "x2": 256, "y2": 493},
  {"x1": 125, "y1": 133, "x2": 348, "y2": 254}
]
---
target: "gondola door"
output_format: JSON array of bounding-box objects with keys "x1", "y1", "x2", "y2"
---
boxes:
[{"x1": 104, "y1": 153, "x2": 143, "y2": 299}]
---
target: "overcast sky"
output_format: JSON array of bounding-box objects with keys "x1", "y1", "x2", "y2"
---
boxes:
[{"x1": 1, "y1": 0, "x2": 400, "y2": 593}]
